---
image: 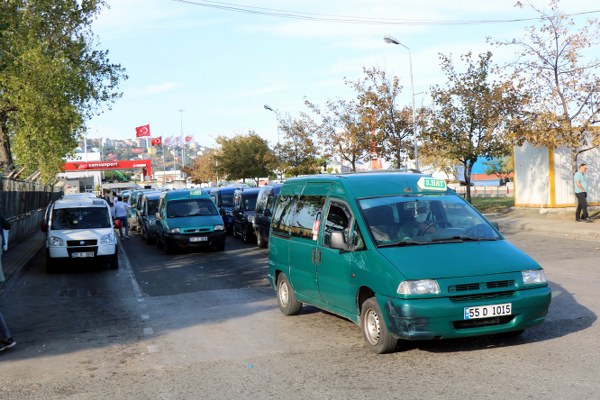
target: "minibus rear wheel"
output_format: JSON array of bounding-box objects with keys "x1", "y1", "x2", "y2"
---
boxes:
[
  {"x1": 277, "y1": 273, "x2": 302, "y2": 316},
  {"x1": 360, "y1": 297, "x2": 398, "y2": 354}
]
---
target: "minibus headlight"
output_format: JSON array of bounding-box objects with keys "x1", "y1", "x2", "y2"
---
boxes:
[
  {"x1": 100, "y1": 233, "x2": 115, "y2": 244},
  {"x1": 397, "y1": 280, "x2": 440, "y2": 295},
  {"x1": 169, "y1": 228, "x2": 180, "y2": 234},
  {"x1": 49, "y1": 236, "x2": 64, "y2": 247},
  {"x1": 214, "y1": 224, "x2": 225, "y2": 231},
  {"x1": 522, "y1": 269, "x2": 547, "y2": 285}
]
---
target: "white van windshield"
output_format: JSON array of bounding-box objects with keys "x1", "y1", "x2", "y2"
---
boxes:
[
  {"x1": 52, "y1": 207, "x2": 112, "y2": 230},
  {"x1": 359, "y1": 195, "x2": 500, "y2": 247}
]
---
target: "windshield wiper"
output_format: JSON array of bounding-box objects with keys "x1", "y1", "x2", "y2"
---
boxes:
[
  {"x1": 378, "y1": 240, "x2": 428, "y2": 248},
  {"x1": 431, "y1": 235, "x2": 498, "y2": 243}
]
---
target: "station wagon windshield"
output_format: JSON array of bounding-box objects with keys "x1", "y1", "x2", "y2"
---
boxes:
[
  {"x1": 52, "y1": 207, "x2": 112, "y2": 230},
  {"x1": 359, "y1": 194, "x2": 500, "y2": 247},
  {"x1": 167, "y1": 199, "x2": 218, "y2": 218}
]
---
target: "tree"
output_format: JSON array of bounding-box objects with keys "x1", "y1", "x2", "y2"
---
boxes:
[
  {"x1": 276, "y1": 115, "x2": 320, "y2": 177},
  {"x1": 304, "y1": 98, "x2": 372, "y2": 172},
  {"x1": 0, "y1": 0, "x2": 127, "y2": 182},
  {"x1": 482, "y1": 155, "x2": 514, "y2": 184},
  {"x1": 213, "y1": 132, "x2": 274, "y2": 185},
  {"x1": 421, "y1": 51, "x2": 523, "y2": 202},
  {"x1": 495, "y1": 0, "x2": 600, "y2": 172},
  {"x1": 188, "y1": 149, "x2": 218, "y2": 184},
  {"x1": 347, "y1": 67, "x2": 413, "y2": 168}
]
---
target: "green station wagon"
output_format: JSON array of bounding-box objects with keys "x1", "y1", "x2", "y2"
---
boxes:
[{"x1": 268, "y1": 172, "x2": 551, "y2": 353}]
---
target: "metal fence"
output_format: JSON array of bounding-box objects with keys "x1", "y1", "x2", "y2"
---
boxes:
[{"x1": 1, "y1": 177, "x2": 63, "y2": 244}]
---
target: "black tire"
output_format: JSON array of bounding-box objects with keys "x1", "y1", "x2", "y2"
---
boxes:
[
  {"x1": 242, "y1": 226, "x2": 252, "y2": 243},
  {"x1": 360, "y1": 297, "x2": 398, "y2": 354},
  {"x1": 109, "y1": 253, "x2": 119, "y2": 269},
  {"x1": 277, "y1": 273, "x2": 302, "y2": 315},
  {"x1": 46, "y1": 254, "x2": 57, "y2": 274},
  {"x1": 256, "y1": 230, "x2": 267, "y2": 248},
  {"x1": 163, "y1": 239, "x2": 174, "y2": 255}
]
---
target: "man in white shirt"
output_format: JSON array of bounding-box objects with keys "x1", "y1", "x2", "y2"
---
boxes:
[
  {"x1": 574, "y1": 163, "x2": 592, "y2": 223},
  {"x1": 113, "y1": 196, "x2": 131, "y2": 239}
]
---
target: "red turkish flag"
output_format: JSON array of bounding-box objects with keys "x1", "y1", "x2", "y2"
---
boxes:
[
  {"x1": 151, "y1": 136, "x2": 162, "y2": 146},
  {"x1": 184, "y1": 135, "x2": 193, "y2": 143},
  {"x1": 135, "y1": 124, "x2": 151, "y2": 137}
]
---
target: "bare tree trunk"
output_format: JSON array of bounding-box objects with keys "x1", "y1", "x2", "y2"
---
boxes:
[{"x1": 0, "y1": 111, "x2": 13, "y2": 169}]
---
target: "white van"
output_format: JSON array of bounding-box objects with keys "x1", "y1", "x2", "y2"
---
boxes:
[{"x1": 42, "y1": 197, "x2": 118, "y2": 272}]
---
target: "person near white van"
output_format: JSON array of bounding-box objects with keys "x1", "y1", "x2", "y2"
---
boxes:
[{"x1": 114, "y1": 196, "x2": 131, "y2": 239}]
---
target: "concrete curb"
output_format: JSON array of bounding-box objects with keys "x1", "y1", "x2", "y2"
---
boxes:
[{"x1": 493, "y1": 217, "x2": 600, "y2": 240}]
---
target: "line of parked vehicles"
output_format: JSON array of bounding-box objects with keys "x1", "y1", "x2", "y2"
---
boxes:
[
  {"x1": 121, "y1": 184, "x2": 282, "y2": 253},
  {"x1": 40, "y1": 171, "x2": 552, "y2": 354}
]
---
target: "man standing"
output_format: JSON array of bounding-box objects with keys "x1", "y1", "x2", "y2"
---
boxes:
[
  {"x1": 113, "y1": 196, "x2": 130, "y2": 239},
  {"x1": 574, "y1": 163, "x2": 592, "y2": 223}
]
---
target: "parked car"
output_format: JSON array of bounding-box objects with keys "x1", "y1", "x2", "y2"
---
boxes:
[
  {"x1": 253, "y1": 184, "x2": 282, "y2": 248},
  {"x1": 268, "y1": 172, "x2": 551, "y2": 354},
  {"x1": 41, "y1": 197, "x2": 118, "y2": 272},
  {"x1": 138, "y1": 191, "x2": 161, "y2": 244},
  {"x1": 209, "y1": 186, "x2": 240, "y2": 234},
  {"x1": 127, "y1": 189, "x2": 150, "y2": 231},
  {"x1": 232, "y1": 188, "x2": 260, "y2": 243},
  {"x1": 155, "y1": 189, "x2": 226, "y2": 253}
]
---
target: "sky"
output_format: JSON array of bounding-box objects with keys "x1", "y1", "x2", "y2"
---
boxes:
[{"x1": 87, "y1": 0, "x2": 598, "y2": 148}]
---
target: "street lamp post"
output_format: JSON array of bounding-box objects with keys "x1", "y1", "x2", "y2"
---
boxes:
[
  {"x1": 384, "y1": 36, "x2": 418, "y2": 170},
  {"x1": 263, "y1": 104, "x2": 280, "y2": 145}
]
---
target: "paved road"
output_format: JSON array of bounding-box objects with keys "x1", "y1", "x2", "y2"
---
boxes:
[{"x1": 0, "y1": 231, "x2": 599, "y2": 399}]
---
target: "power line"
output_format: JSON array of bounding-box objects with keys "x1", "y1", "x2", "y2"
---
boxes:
[{"x1": 173, "y1": 0, "x2": 600, "y2": 26}]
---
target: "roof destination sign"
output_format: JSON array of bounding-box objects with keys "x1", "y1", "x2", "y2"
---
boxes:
[{"x1": 417, "y1": 177, "x2": 447, "y2": 191}]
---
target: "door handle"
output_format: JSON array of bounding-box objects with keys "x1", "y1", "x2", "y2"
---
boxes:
[
  {"x1": 317, "y1": 249, "x2": 322, "y2": 264},
  {"x1": 311, "y1": 248, "x2": 316, "y2": 264}
]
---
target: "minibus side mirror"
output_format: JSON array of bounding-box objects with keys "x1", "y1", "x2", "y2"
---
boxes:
[
  {"x1": 491, "y1": 221, "x2": 500, "y2": 231},
  {"x1": 263, "y1": 208, "x2": 272, "y2": 217},
  {"x1": 40, "y1": 222, "x2": 48, "y2": 233},
  {"x1": 330, "y1": 231, "x2": 349, "y2": 251}
]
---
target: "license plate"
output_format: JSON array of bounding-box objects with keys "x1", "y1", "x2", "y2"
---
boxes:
[
  {"x1": 72, "y1": 252, "x2": 94, "y2": 258},
  {"x1": 464, "y1": 303, "x2": 512, "y2": 320},
  {"x1": 189, "y1": 236, "x2": 208, "y2": 242}
]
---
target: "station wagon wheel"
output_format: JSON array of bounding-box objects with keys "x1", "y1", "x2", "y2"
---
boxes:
[
  {"x1": 277, "y1": 273, "x2": 302, "y2": 316},
  {"x1": 360, "y1": 297, "x2": 398, "y2": 354}
]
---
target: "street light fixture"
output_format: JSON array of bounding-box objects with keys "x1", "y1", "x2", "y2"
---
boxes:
[
  {"x1": 384, "y1": 35, "x2": 419, "y2": 170},
  {"x1": 263, "y1": 104, "x2": 280, "y2": 145}
]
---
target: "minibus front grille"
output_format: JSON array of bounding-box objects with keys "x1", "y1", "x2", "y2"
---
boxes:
[
  {"x1": 450, "y1": 280, "x2": 516, "y2": 292},
  {"x1": 453, "y1": 316, "x2": 514, "y2": 329},
  {"x1": 449, "y1": 291, "x2": 515, "y2": 302},
  {"x1": 67, "y1": 240, "x2": 97, "y2": 246},
  {"x1": 181, "y1": 227, "x2": 212, "y2": 234}
]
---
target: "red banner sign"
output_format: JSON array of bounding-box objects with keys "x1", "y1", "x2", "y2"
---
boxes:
[{"x1": 63, "y1": 159, "x2": 153, "y2": 179}]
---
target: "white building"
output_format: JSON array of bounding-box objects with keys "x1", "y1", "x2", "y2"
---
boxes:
[{"x1": 514, "y1": 142, "x2": 599, "y2": 208}]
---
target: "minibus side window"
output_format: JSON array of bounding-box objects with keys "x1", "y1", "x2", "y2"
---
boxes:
[
  {"x1": 290, "y1": 195, "x2": 326, "y2": 240},
  {"x1": 323, "y1": 202, "x2": 365, "y2": 251},
  {"x1": 271, "y1": 194, "x2": 295, "y2": 236}
]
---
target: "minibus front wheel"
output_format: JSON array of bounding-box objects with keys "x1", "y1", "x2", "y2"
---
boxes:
[
  {"x1": 360, "y1": 297, "x2": 398, "y2": 354},
  {"x1": 277, "y1": 273, "x2": 302, "y2": 316}
]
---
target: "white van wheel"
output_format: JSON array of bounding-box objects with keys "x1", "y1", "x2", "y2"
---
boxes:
[
  {"x1": 360, "y1": 297, "x2": 398, "y2": 354},
  {"x1": 277, "y1": 273, "x2": 302, "y2": 315}
]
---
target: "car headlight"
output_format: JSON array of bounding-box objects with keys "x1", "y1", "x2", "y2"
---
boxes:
[
  {"x1": 522, "y1": 269, "x2": 547, "y2": 285},
  {"x1": 214, "y1": 224, "x2": 225, "y2": 231},
  {"x1": 148, "y1": 219, "x2": 156, "y2": 225},
  {"x1": 49, "y1": 236, "x2": 64, "y2": 247},
  {"x1": 169, "y1": 227, "x2": 180, "y2": 234},
  {"x1": 225, "y1": 210, "x2": 233, "y2": 216},
  {"x1": 100, "y1": 233, "x2": 115, "y2": 245},
  {"x1": 397, "y1": 280, "x2": 440, "y2": 295}
]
